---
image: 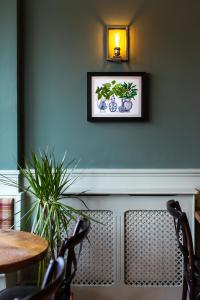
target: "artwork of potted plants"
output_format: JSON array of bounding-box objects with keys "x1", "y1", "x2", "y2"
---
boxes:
[
  {"x1": 95, "y1": 80, "x2": 138, "y2": 115},
  {"x1": 87, "y1": 72, "x2": 147, "y2": 121}
]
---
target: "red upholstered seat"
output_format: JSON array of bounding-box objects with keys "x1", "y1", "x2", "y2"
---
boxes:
[{"x1": 0, "y1": 198, "x2": 14, "y2": 229}]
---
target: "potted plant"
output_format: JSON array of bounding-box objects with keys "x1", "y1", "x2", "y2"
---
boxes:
[
  {"x1": 113, "y1": 82, "x2": 138, "y2": 112},
  {"x1": 0, "y1": 149, "x2": 88, "y2": 281},
  {"x1": 95, "y1": 81, "x2": 116, "y2": 112}
]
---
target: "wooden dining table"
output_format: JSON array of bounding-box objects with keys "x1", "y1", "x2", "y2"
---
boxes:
[{"x1": 0, "y1": 229, "x2": 48, "y2": 273}]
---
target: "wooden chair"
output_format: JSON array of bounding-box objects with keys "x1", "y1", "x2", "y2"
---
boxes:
[
  {"x1": 167, "y1": 200, "x2": 200, "y2": 300},
  {"x1": 23, "y1": 256, "x2": 65, "y2": 300},
  {"x1": 0, "y1": 256, "x2": 65, "y2": 300},
  {"x1": 57, "y1": 217, "x2": 90, "y2": 300}
]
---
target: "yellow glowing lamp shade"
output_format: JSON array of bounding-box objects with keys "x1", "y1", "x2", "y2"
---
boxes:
[{"x1": 107, "y1": 26, "x2": 129, "y2": 62}]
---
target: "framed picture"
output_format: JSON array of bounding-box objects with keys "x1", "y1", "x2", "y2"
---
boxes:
[{"x1": 87, "y1": 72, "x2": 147, "y2": 122}]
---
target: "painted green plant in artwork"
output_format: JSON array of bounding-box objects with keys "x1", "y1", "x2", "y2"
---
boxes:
[
  {"x1": 96, "y1": 81, "x2": 138, "y2": 101},
  {"x1": 112, "y1": 82, "x2": 138, "y2": 100},
  {"x1": 95, "y1": 80, "x2": 116, "y2": 100}
]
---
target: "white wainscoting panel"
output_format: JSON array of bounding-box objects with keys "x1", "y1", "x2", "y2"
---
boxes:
[{"x1": 0, "y1": 169, "x2": 198, "y2": 299}]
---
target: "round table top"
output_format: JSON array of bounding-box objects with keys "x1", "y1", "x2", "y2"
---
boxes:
[{"x1": 0, "y1": 229, "x2": 48, "y2": 273}]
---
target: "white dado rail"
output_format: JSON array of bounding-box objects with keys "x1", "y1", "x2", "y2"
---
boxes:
[
  {"x1": 1, "y1": 169, "x2": 199, "y2": 194},
  {"x1": 68, "y1": 168, "x2": 200, "y2": 194}
]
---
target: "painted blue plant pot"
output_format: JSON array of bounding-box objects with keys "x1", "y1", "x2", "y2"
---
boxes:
[
  {"x1": 98, "y1": 99, "x2": 107, "y2": 112},
  {"x1": 109, "y1": 96, "x2": 117, "y2": 112},
  {"x1": 118, "y1": 99, "x2": 133, "y2": 112},
  {"x1": 124, "y1": 100, "x2": 133, "y2": 112}
]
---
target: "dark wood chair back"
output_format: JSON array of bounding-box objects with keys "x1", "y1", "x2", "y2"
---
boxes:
[
  {"x1": 167, "y1": 200, "x2": 197, "y2": 300},
  {"x1": 58, "y1": 217, "x2": 90, "y2": 300},
  {"x1": 23, "y1": 256, "x2": 65, "y2": 300}
]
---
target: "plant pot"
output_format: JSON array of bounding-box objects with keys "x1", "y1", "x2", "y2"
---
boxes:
[
  {"x1": 98, "y1": 99, "x2": 107, "y2": 112},
  {"x1": 109, "y1": 96, "x2": 117, "y2": 112},
  {"x1": 123, "y1": 100, "x2": 133, "y2": 112},
  {"x1": 118, "y1": 99, "x2": 133, "y2": 112}
]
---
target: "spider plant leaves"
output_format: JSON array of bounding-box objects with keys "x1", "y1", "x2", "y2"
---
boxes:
[{"x1": 0, "y1": 150, "x2": 90, "y2": 260}]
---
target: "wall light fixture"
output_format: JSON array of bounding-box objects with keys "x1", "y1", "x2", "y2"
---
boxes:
[{"x1": 106, "y1": 25, "x2": 129, "y2": 62}]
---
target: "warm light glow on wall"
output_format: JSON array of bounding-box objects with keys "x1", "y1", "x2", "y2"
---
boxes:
[{"x1": 107, "y1": 26, "x2": 129, "y2": 62}]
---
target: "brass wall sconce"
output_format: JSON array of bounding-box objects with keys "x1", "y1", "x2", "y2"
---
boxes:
[{"x1": 106, "y1": 25, "x2": 129, "y2": 62}]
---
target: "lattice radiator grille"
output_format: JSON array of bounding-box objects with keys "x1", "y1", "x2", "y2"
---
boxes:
[
  {"x1": 124, "y1": 210, "x2": 183, "y2": 287},
  {"x1": 68, "y1": 210, "x2": 115, "y2": 286}
]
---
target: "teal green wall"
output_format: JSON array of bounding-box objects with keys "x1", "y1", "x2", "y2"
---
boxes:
[
  {"x1": 0, "y1": 0, "x2": 17, "y2": 169},
  {"x1": 1, "y1": 0, "x2": 200, "y2": 169}
]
